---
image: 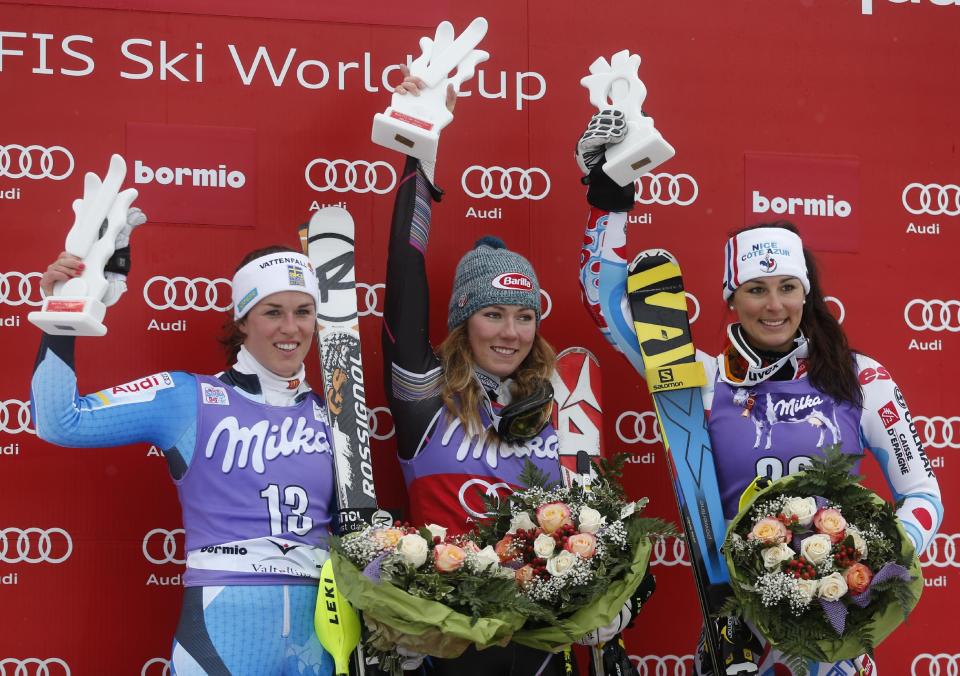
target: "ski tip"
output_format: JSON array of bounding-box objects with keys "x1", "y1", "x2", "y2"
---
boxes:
[{"x1": 628, "y1": 248, "x2": 678, "y2": 274}]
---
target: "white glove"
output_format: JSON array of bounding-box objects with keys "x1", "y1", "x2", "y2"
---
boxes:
[
  {"x1": 101, "y1": 207, "x2": 146, "y2": 307},
  {"x1": 575, "y1": 599, "x2": 632, "y2": 646},
  {"x1": 575, "y1": 108, "x2": 627, "y2": 175}
]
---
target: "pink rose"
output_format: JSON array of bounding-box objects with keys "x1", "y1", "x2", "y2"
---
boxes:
[
  {"x1": 844, "y1": 562, "x2": 874, "y2": 595},
  {"x1": 536, "y1": 501, "x2": 574, "y2": 534},
  {"x1": 813, "y1": 508, "x2": 847, "y2": 544},
  {"x1": 515, "y1": 565, "x2": 535, "y2": 586},
  {"x1": 433, "y1": 543, "x2": 466, "y2": 572},
  {"x1": 564, "y1": 532, "x2": 597, "y2": 559},
  {"x1": 495, "y1": 535, "x2": 519, "y2": 563},
  {"x1": 749, "y1": 517, "x2": 791, "y2": 545}
]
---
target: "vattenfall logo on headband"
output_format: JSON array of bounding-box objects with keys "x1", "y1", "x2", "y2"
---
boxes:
[
  {"x1": 125, "y1": 122, "x2": 256, "y2": 227},
  {"x1": 744, "y1": 152, "x2": 860, "y2": 254}
]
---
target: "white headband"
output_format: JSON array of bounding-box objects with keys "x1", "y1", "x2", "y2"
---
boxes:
[
  {"x1": 722, "y1": 227, "x2": 810, "y2": 301},
  {"x1": 231, "y1": 251, "x2": 319, "y2": 319}
]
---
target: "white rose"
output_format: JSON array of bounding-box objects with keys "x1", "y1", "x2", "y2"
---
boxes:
[
  {"x1": 577, "y1": 506, "x2": 606, "y2": 534},
  {"x1": 545, "y1": 550, "x2": 578, "y2": 577},
  {"x1": 508, "y1": 512, "x2": 537, "y2": 534},
  {"x1": 847, "y1": 527, "x2": 868, "y2": 560},
  {"x1": 472, "y1": 545, "x2": 500, "y2": 571},
  {"x1": 782, "y1": 497, "x2": 818, "y2": 527},
  {"x1": 794, "y1": 577, "x2": 818, "y2": 605},
  {"x1": 396, "y1": 534, "x2": 428, "y2": 567},
  {"x1": 761, "y1": 543, "x2": 794, "y2": 570},
  {"x1": 424, "y1": 524, "x2": 447, "y2": 541},
  {"x1": 533, "y1": 533, "x2": 556, "y2": 558},
  {"x1": 800, "y1": 534, "x2": 833, "y2": 565},
  {"x1": 817, "y1": 572, "x2": 849, "y2": 601}
]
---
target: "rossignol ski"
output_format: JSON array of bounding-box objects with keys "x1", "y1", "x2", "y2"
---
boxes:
[
  {"x1": 626, "y1": 249, "x2": 729, "y2": 676},
  {"x1": 302, "y1": 206, "x2": 392, "y2": 676}
]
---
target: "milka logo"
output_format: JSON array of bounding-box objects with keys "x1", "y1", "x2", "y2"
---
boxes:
[
  {"x1": 441, "y1": 418, "x2": 558, "y2": 469},
  {"x1": 205, "y1": 415, "x2": 331, "y2": 473},
  {"x1": 772, "y1": 394, "x2": 823, "y2": 417}
]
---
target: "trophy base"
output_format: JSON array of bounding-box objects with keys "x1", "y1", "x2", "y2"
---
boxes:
[
  {"x1": 372, "y1": 111, "x2": 440, "y2": 163},
  {"x1": 28, "y1": 297, "x2": 107, "y2": 336},
  {"x1": 603, "y1": 130, "x2": 677, "y2": 187}
]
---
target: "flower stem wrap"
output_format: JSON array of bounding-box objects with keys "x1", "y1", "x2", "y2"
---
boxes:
[
  {"x1": 725, "y1": 465, "x2": 924, "y2": 662},
  {"x1": 330, "y1": 548, "x2": 526, "y2": 658},
  {"x1": 512, "y1": 525, "x2": 652, "y2": 652}
]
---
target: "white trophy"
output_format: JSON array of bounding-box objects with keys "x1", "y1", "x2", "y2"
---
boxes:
[
  {"x1": 28, "y1": 154, "x2": 139, "y2": 336},
  {"x1": 371, "y1": 17, "x2": 489, "y2": 163},
  {"x1": 580, "y1": 50, "x2": 676, "y2": 186}
]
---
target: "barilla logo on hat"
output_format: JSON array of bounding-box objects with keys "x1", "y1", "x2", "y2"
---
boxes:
[
  {"x1": 492, "y1": 273, "x2": 533, "y2": 291},
  {"x1": 288, "y1": 265, "x2": 305, "y2": 287}
]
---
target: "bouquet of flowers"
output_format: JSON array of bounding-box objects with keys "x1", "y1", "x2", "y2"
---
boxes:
[
  {"x1": 723, "y1": 447, "x2": 924, "y2": 670},
  {"x1": 475, "y1": 458, "x2": 674, "y2": 652},
  {"x1": 331, "y1": 520, "x2": 547, "y2": 666}
]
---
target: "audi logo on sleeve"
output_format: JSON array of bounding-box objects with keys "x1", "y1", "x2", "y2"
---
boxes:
[
  {"x1": 0, "y1": 527, "x2": 73, "y2": 564},
  {"x1": 0, "y1": 272, "x2": 44, "y2": 307},
  {"x1": 634, "y1": 172, "x2": 698, "y2": 206},
  {"x1": 142, "y1": 528, "x2": 186, "y2": 565},
  {"x1": 615, "y1": 410, "x2": 661, "y2": 445},
  {"x1": 913, "y1": 415, "x2": 960, "y2": 449},
  {"x1": 305, "y1": 158, "x2": 396, "y2": 194},
  {"x1": 0, "y1": 400, "x2": 34, "y2": 435},
  {"x1": 0, "y1": 658, "x2": 71, "y2": 675},
  {"x1": 0, "y1": 144, "x2": 74, "y2": 180},
  {"x1": 902, "y1": 183, "x2": 960, "y2": 216},
  {"x1": 142, "y1": 276, "x2": 233, "y2": 312},
  {"x1": 903, "y1": 299, "x2": 960, "y2": 332},
  {"x1": 460, "y1": 166, "x2": 550, "y2": 200}
]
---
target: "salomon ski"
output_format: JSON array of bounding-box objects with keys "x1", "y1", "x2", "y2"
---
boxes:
[{"x1": 627, "y1": 248, "x2": 730, "y2": 675}]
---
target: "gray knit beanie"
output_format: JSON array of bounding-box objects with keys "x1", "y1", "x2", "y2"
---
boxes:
[{"x1": 447, "y1": 236, "x2": 541, "y2": 330}]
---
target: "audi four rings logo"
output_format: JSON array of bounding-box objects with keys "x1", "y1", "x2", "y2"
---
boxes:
[
  {"x1": 904, "y1": 299, "x2": 960, "y2": 332},
  {"x1": 143, "y1": 276, "x2": 232, "y2": 312},
  {"x1": 825, "y1": 296, "x2": 846, "y2": 324},
  {"x1": 142, "y1": 528, "x2": 186, "y2": 565},
  {"x1": 305, "y1": 158, "x2": 396, "y2": 194},
  {"x1": 1, "y1": 400, "x2": 34, "y2": 435},
  {"x1": 0, "y1": 272, "x2": 44, "y2": 307},
  {"x1": 914, "y1": 415, "x2": 960, "y2": 449},
  {"x1": 615, "y1": 410, "x2": 661, "y2": 445},
  {"x1": 0, "y1": 658, "x2": 71, "y2": 676},
  {"x1": 629, "y1": 653, "x2": 694, "y2": 676},
  {"x1": 650, "y1": 537, "x2": 690, "y2": 567},
  {"x1": 141, "y1": 658, "x2": 171, "y2": 676},
  {"x1": 635, "y1": 173, "x2": 698, "y2": 206},
  {"x1": 357, "y1": 283, "x2": 385, "y2": 318},
  {"x1": 912, "y1": 653, "x2": 960, "y2": 676},
  {"x1": 367, "y1": 406, "x2": 396, "y2": 441},
  {"x1": 686, "y1": 292, "x2": 700, "y2": 324},
  {"x1": 919, "y1": 532, "x2": 960, "y2": 568},
  {"x1": 902, "y1": 183, "x2": 960, "y2": 216},
  {"x1": 540, "y1": 289, "x2": 553, "y2": 321},
  {"x1": 0, "y1": 144, "x2": 74, "y2": 181},
  {"x1": 460, "y1": 166, "x2": 551, "y2": 200},
  {"x1": 0, "y1": 527, "x2": 73, "y2": 564}
]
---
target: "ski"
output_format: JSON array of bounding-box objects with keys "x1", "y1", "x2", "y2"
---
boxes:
[
  {"x1": 626, "y1": 248, "x2": 729, "y2": 676},
  {"x1": 301, "y1": 206, "x2": 392, "y2": 676}
]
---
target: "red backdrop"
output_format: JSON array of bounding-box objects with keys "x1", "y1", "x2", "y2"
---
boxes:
[{"x1": 1, "y1": 1, "x2": 957, "y2": 674}]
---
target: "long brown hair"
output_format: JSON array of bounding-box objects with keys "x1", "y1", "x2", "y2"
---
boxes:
[
  {"x1": 731, "y1": 221, "x2": 861, "y2": 407},
  {"x1": 438, "y1": 323, "x2": 557, "y2": 436},
  {"x1": 218, "y1": 245, "x2": 303, "y2": 364}
]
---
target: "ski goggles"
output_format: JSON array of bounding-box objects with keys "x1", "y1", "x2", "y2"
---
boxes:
[{"x1": 496, "y1": 381, "x2": 554, "y2": 444}]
